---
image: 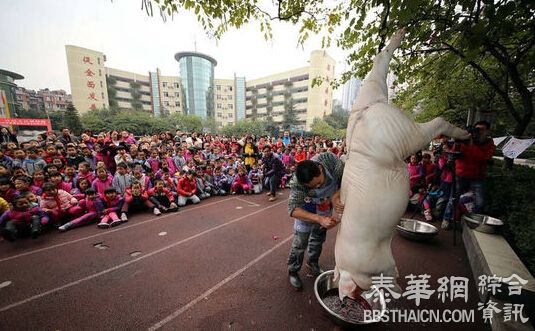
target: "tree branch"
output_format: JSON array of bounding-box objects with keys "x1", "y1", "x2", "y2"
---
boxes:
[
  {"x1": 377, "y1": 0, "x2": 391, "y2": 52},
  {"x1": 441, "y1": 41, "x2": 522, "y2": 123}
]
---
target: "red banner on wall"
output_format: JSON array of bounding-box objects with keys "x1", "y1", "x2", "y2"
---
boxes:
[{"x1": 0, "y1": 118, "x2": 52, "y2": 131}]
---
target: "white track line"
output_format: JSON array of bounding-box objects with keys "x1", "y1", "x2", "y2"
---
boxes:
[
  {"x1": 0, "y1": 200, "x2": 288, "y2": 313},
  {"x1": 148, "y1": 234, "x2": 293, "y2": 330},
  {"x1": 0, "y1": 197, "x2": 236, "y2": 263},
  {"x1": 233, "y1": 197, "x2": 261, "y2": 207}
]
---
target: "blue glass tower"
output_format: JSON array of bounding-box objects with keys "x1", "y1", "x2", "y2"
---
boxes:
[
  {"x1": 174, "y1": 52, "x2": 217, "y2": 119},
  {"x1": 235, "y1": 76, "x2": 246, "y2": 121}
]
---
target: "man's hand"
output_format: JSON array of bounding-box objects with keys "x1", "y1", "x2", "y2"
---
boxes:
[
  {"x1": 332, "y1": 190, "x2": 344, "y2": 216},
  {"x1": 316, "y1": 215, "x2": 340, "y2": 230}
]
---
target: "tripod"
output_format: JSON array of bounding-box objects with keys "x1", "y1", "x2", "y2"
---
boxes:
[{"x1": 444, "y1": 150, "x2": 463, "y2": 246}]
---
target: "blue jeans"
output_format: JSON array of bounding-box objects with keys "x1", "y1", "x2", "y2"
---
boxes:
[{"x1": 287, "y1": 224, "x2": 327, "y2": 273}]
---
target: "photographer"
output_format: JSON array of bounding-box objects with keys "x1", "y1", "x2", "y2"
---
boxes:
[{"x1": 442, "y1": 121, "x2": 495, "y2": 228}]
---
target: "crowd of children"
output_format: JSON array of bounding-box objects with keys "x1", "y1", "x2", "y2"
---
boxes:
[{"x1": 0, "y1": 128, "x2": 345, "y2": 242}]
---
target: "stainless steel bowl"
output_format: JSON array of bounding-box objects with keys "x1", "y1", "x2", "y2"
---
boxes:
[
  {"x1": 397, "y1": 218, "x2": 439, "y2": 242},
  {"x1": 314, "y1": 270, "x2": 386, "y2": 326},
  {"x1": 462, "y1": 213, "x2": 504, "y2": 234}
]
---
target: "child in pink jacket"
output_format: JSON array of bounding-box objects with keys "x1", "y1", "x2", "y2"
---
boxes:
[
  {"x1": 40, "y1": 183, "x2": 82, "y2": 226},
  {"x1": 59, "y1": 188, "x2": 104, "y2": 232},
  {"x1": 1, "y1": 194, "x2": 49, "y2": 241}
]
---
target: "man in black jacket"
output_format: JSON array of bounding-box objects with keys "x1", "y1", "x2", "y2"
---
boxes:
[{"x1": 261, "y1": 146, "x2": 284, "y2": 202}]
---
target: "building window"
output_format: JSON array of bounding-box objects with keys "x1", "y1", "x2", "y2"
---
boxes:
[
  {"x1": 228, "y1": 95, "x2": 233, "y2": 100},
  {"x1": 101, "y1": 92, "x2": 105, "y2": 99},
  {"x1": 175, "y1": 92, "x2": 179, "y2": 97},
  {"x1": 217, "y1": 95, "x2": 221, "y2": 100},
  {"x1": 228, "y1": 104, "x2": 233, "y2": 109},
  {"x1": 217, "y1": 103, "x2": 221, "y2": 109},
  {"x1": 163, "y1": 92, "x2": 169, "y2": 97},
  {"x1": 175, "y1": 102, "x2": 180, "y2": 107},
  {"x1": 103, "y1": 103, "x2": 106, "y2": 108},
  {"x1": 99, "y1": 69, "x2": 102, "y2": 76},
  {"x1": 327, "y1": 64, "x2": 331, "y2": 71},
  {"x1": 216, "y1": 85, "x2": 221, "y2": 91},
  {"x1": 174, "y1": 83, "x2": 179, "y2": 88},
  {"x1": 164, "y1": 101, "x2": 170, "y2": 106},
  {"x1": 97, "y1": 57, "x2": 101, "y2": 65},
  {"x1": 217, "y1": 112, "x2": 222, "y2": 118},
  {"x1": 229, "y1": 86, "x2": 233, "y2": 91},
  {"x1": 100, "y1": 81, "x2": 103, "y2": 88},
  {"x1": 325, "y1": 87, "x2": 329, "y2": 94},
  {"x1": 162, "y1": 82, "x2": 167, "y2": 87},
  {"x1": 324, "y1": 100, "x2": 328, "y2": 106},
  {"x1": 228, "y1": 113, "x2": 233, "y2": 118}
]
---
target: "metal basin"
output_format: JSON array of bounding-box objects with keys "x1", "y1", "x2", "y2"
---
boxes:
[
  {"x1": 397, "y1": 218, "x2": 439, "y2": 242},
  {"x1": 314, "y1": 270, "x2": 386, "y2": 326},
  {"x1": 462, "y1": 213, "x2": 504, "y2": 234}
]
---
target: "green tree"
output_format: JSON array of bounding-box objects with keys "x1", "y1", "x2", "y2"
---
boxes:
[
  {"x1": 168, "y1": 113, "x2": 203, "y2": 133},
  {"x1": 311, "y1": 118, "x2": 340, "y2": 140},
  {"x1": 324, "y1": 104, "x2": 349, "y2": 130},
  {"x1": 221, "y1": 119, "x2": 268, "y2": 137},
  {"x1": 63, "y1": 103, "x2": 83, "y2": 135}
]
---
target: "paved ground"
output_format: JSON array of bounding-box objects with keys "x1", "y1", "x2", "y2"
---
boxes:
[{"x1": 0, "y1": 191, "x2": 490, "y2": 330}]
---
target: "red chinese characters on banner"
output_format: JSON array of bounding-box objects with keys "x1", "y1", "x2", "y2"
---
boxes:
[
  {"x1": 82, "y1": 56, "x2": 93, "y2": 65},
  {"x1": 82, "y1": 55, "x2": 98, "y2": 109},
  {"x1": 0, "y1": 118, "x2": 52, "y2": 131},
  {"x1": 85, "y1": 69, "x2": 95, "y2": 77}
]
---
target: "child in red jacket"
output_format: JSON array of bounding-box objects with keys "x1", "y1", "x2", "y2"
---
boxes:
[
  {"x1": 120, "y1": 181, "x2": 159, "y2": 221},
  {"x1": 177, "y1": 170, "x2": 200, "y2": 206},
  {"x1": 147, "y1": 179, "x2": 178, "y2": 212}
]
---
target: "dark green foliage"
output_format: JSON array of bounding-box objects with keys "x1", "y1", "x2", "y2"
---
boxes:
[
  {"x1": 485, "y1": 160, "x2": 535, "y2": 276},
  {"x1": 63, "y1": 103, "x2": 83, "y2": 135}
]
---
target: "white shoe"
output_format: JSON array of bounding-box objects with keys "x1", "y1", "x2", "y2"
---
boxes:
[
  {"x1": 121, "y1": 213, "x2": 128, "y2": 222},
  {"x1": 153, "y1": 208, "x2": 162, "y2": 216}
]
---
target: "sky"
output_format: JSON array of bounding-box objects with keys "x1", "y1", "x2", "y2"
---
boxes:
[{"x1": 1, "y1": 0, "x2": 350, "y2": 99}]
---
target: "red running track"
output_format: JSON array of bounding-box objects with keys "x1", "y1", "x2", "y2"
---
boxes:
[{"x1": 0, "y1": 191, "x2": 489, "y2": 330}]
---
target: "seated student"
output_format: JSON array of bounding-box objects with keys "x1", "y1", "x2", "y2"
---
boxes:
[
  {"x1": 132, "y1": 166, "x2": 152, "y2": 190},
  {"x1": 0, "y1": 176, "x2": 15, "y2": 203},
  {"x1": 40, "y1": 182, "x2": 82, "y2": 226},
  {"x1": 195, "y1": 167, "x2": 212, "y2": 199},
  {"x1": 59, "y1": 188, "x2": 104, "y2": 232},
  {"x1": 71, "y1": 177, "x2": 91, "y2": 200},
  {"x1": 280, "y1": 165, "x2": 295, "y2": 189},
  {"x1": 248, "y1": 163, "x2": 263, "y2": 194},
  {"x1": 32, "y1": 169, "x2": 46, "y2": 191},
  {"x1": 121, "y1": 181, "x2": 160, "y2": 220},
  {"x1": 0, "y1": 194, "x2": 49, "y2": 241},
  {"x1": 161, "y1": 169, "x2": 178, "y2": 193},
  {"x1": 22, "y1": 147, "x2": 47, "y2": 176},
  {"x1": 114, "y1": 145, "x2": 133, "y2": 167},
  {"x1": 421, "y1": 153, "x2": 436, "y2": 187},
  {"x1": 48, "y1": 171, "x2": 72, "y2": 192},
  {"x1": 212, "y1": 166, "x2": 229, "y2": 196},
  {"x1": 92, "y1": 166, "x2": 113, "y2": 198},
  {"x1": 13, "y1": 175, "x2": 42, "y2": 196},
  {"x1": 147, "y1": 179, "x2": 178, "y2": 212},
  {"x1": 112, "y1": 162, "x2": 132, "y2": 196},
  {"x1": 231, "y1": 166, "x2": 253, "y2": 195},
  {"x1": 176, "y1": 170, "x2": 200, "y2": 206},
  {"x1": 98, "y1": 187, "x2": 124, "y2": 228},
  {"x1": 422, "y1": 181, "x2": 447, "y2": 222},
  {"x1": 65, "y1": 144, "x2": 85, "y2": 168},
  {"x1": 63, "y1": 165, "x2": 78, "y2": 192},
  {"x1": 77, "y1": 162, "x2": 95, "y2": 184}
]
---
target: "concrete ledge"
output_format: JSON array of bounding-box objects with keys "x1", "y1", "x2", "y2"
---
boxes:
[{"x1": 462, "y1": 221, "x2": 535, "y2": 330}]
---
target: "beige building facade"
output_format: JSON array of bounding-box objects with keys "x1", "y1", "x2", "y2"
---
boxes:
[
  {"x1": 214, "y1": 79, "x2": 236, "y2": 127},
  {"x1": 245, "y1": 50, "x2": 335, "y2": 131},
  {"x1": 65, "y1": 45, "x2": 108, "y2": 114},
  {"x1": 66, "y1": 45, "x2": 335, "y2": 131}
]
